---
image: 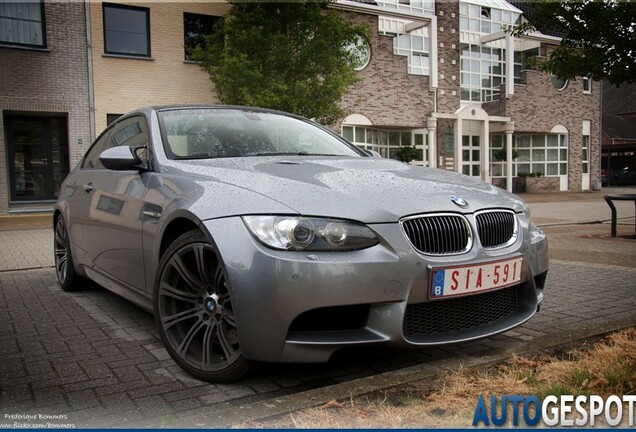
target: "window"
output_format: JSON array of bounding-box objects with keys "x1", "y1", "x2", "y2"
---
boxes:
[
  {"x1": 106, "y1": 113, "x2": 123, "y2": 126},
  {"x1": 459, "y1": 43, "x2": 505, "y2": 102},
  {"x1": 583, "y1": 77, "x2": 592, "y2": 94},
  {"x1": 0, "y1": 0, "x2": 46, "y2": 48},
  {"x1": 582, "y1": 135, "x2": 590, "y2": 174},
  {"x1": 375, "y1": 0, "x2": 435, "y2": 14},
  {"x1": 462, "y1": 135, "x2": 480, "y2": 176},
  {"x1": 459, "y1": 1, "x2": 520, "y2": 34},
  {"x1": 83, "y1": 116, "x2": 148, "y2": 169},
  {"x1": 490, "y1": 134, "x2": 568, "y2": 178},
  {"x1": 551, "y1": 74, "x2": 568, "y2": 91},
  {"x1": 345, "y1": 35, "x2": 371, "y2": 71},
  {"x1": 342, "y1": 125, "x2": 426, "y2": 162},
  {"x1": 393, "y1": 31, "x2": 430, "y2": 76},
  {"x1": 183, "y1": 12, "x2": 221, "y2": 61},
  {"x1": 103, "y1": 3, "x2": 150, "y2": 57},
  {"x1": 82, "y1": 130, "x2": 113, "y2": 169}
]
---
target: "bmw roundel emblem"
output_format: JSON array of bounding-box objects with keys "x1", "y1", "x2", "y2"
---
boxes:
[{"x1": 451, "y1": 196, "x2": 469, "y2": 208}]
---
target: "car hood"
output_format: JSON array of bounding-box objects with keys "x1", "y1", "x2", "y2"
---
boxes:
[{"x1": 165, "y1": 157, "x2": 525, "y2": 223}]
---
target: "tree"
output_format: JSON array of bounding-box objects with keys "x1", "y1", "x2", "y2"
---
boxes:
[
  {"x1": 192, "y1": 1, "x2": 370, "y2": 124},
  {"x1": 511, "y1": 0, "x2": 636, "y2": 85}
]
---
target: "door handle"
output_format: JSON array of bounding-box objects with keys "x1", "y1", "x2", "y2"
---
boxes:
[{"x1": 83, "y1": 183, "x2": 93, "y2": 193}]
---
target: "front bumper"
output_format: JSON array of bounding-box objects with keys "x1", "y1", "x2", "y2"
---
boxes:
[{"x1": 202, "y1": 213, "x2": 548, "y2": 363}]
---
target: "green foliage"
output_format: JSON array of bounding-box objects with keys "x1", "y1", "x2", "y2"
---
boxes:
[
  {"x1": 509, "y1": 1, "x2": 636, "y2": 85},
  {"x1": 571, "y1": 368, "x2": 591, "y2": 386},
  {"x1": 493, "y1": 148, "x2": 519, "y2": 161},
  {"x1": 191, "y1": 0, "x2": 370, "y2": 124},
  {"x1": 395, "y1": 146, "x2": 421, "y2": 163}
]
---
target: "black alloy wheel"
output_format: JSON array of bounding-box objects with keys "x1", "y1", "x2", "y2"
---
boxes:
[
  {"x1": 54, "y1": 216, "x2": 81, "y2": 292},
  {"x1": 154, "y1": 230, "x2": 250, "y2": 382}
]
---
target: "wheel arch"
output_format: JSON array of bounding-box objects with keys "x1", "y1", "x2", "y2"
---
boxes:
[{"x1": 159, "y1": 215, "x2": 202, "y2": 259}]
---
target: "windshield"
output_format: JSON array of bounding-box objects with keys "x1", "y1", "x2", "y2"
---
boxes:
[{"x1": 157, "y1": 108, "x2": 364, "y2": 160}]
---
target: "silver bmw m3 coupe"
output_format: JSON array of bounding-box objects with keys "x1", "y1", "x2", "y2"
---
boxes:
[{"x1": 54, "y1": 106, "x2": 548, "y2": 382}]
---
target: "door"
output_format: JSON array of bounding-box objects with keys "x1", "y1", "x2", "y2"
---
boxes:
[
  {"x1": 68, "y1": 115, "x2": 149, "y2": 291},
  {"x1": 462, "y1": 135, "x2": 481, "y2": 177},
  {"x1": 411, "y1": 129, "x2": 428, "y2": 167},
  {"x1": 6, "y1": 115, "x2": 70, "y2": 201}
]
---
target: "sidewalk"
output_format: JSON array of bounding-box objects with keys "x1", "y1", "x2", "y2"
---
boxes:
[{"x1": 519, "y1": 186, "x2": 636, "y2": 228}]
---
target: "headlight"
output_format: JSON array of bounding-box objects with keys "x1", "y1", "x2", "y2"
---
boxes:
[
  {"x1": 521, "y1": 203, "x2": 532, "y2": 222},
  {"x1": 243, "y1": 216, "x2": 379, "y2": 251},
  {"x1": 529, "y1": 223, "x2": 546, "y2": 244}
]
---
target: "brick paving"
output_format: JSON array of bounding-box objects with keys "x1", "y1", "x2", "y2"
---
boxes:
[
  {"x1": 0, "y1": 230, "x2": 53, "y2": 271},
  {"x1": 0, "y1": 260, "x2": 634, "y2": 427},
  {"x1": 1, "y1": 191, "x2": 635, "y2": 427}
]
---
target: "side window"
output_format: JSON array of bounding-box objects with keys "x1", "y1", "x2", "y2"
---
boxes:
[
  {"x1": 82, "y1": 116, "x2": 149, "y2": 169},
  {"x1": 82, "y1": 130, "x2": 112, "y2": 169},
  {"x1": 110, "y1": 116, "x2": 148, "y2": 148}
]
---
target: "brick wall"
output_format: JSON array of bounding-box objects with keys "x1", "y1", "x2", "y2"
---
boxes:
[
  {"x1": 0, "y1": 1, "x2": 91, "y2": 213},
  {"x1": 484, "y1": 67, "x2": 601, "y2": 191},
  {"x1": 90, "y1": 1, "x2": 229, "y2": 135},
  {"x1": 339, "y1": 13, "x2": 433, "y2": 128},
  {"x1": 435, "y1": 1, "x2": 461, "y2": 114}
]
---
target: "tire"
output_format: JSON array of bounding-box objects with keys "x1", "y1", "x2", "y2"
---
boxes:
[
  {"x1": 154, "y1": 230, "x2": 251, "y2": 382},
  {"x1": 54, "y1": 216, "x2": 83, "y2": 292}
]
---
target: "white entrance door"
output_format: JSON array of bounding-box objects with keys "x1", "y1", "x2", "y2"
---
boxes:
[{"x1": 411, "y1": 129, "x2": 428, "y2": 166}]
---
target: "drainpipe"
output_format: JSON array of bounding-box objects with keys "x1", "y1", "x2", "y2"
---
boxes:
[{"x1": 85, "y1": 0, "x2": 96, "y2": 143}]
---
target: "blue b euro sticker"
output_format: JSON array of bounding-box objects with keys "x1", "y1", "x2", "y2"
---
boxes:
[{"x1": 432, "y1": 270, "x2": 445, "y2": 297}]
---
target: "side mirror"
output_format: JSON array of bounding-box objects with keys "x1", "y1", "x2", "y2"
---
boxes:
[{"x1": 100, "y1": 146, "x2": 141, "y2": 171}]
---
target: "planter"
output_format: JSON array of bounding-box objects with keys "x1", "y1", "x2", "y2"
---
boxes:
[
  {"x1": 491, "y1": 178, "x2": 505, "y2": 189},
  {"x1": 525, "y1": 176, "x2": 559, "y2": 193},
  {"x1": 513, "y1": 177, "x2": 526, "y2": 193},
  {"x1": 490, "y1": 177, "x2": 527, "y2": 193}
]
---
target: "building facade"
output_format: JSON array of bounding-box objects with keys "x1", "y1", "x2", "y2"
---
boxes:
[
  {"x1": 88, "y1": 0, "x2": 228, "y2": 134},
  {"x1": 338, "y1": 0, "x2": 601, "y2": 193},
  {"x1": 0, "y1": 0, "x2": 91, "y2": 214},
  {"x1": 0, "y1": 0, "x2": 602, "y2": 215}
]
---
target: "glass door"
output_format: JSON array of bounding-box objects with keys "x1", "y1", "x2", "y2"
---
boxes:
[
  {"x1": 6, "y1": 115, "x2": 69, "y2": 201},
  {"x1": 462, "y1": 135, "x2": 481, "y2": 176}
]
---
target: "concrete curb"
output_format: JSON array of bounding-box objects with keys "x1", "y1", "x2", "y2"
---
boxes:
[{"x1": 171, "y1": 317, "x2": 634, "y2": 428}]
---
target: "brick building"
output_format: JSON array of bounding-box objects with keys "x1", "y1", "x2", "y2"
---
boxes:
[
  {"x1": 0, "y1": 0, "x2": 602, "y2": 215},
  {"x1": 338, "y1": 0, "x2": 601, "y2": 193},
  {"x1": 88, "y1": 0, "x2": 228, "y2": 134},
  {"x1": 0, "y1": 0, "x2": 91, "y2": 214}
]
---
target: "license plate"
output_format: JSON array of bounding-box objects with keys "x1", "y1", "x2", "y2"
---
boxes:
[{"x1": 430, "y1": 257, "x2": 523, "y2": 299}]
